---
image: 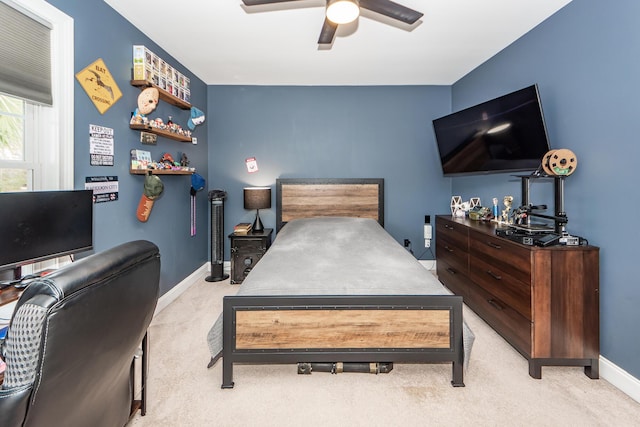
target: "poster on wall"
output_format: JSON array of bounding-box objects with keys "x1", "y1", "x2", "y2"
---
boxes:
[
  {"x1": 245, "y1": 157, "x2": 259, "y2": 173},
  {"x1": 85, "y1": 176, "x2": 119, "y2": 203},
  {"x1": 89, "y1": 124, "x2": 114, "y2": 166},
  {"x1": 75, "y1": 58, "x2": 122, "y2": 114}
]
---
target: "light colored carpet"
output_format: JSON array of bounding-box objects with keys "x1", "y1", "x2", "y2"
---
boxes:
[{"x1": 128, "y1": 272, "x2": 640, "y2": 427}]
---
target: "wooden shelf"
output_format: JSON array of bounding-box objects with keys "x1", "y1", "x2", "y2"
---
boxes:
[
  {"x1": 129, "y1": 124, "x2": 192, "y2": 143},
  {"x1": 130, "y1": 169, "x2": 194, "y2": 175},
  {"x1": 130, "y1": 80, "x2": 191, "y2": 110}
]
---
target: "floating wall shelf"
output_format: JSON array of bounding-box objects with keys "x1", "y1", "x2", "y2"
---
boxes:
[
  {"x1": 129, "y1": 123, "x2": 192, "y2": 143},
  {"x1": 130, "y1": 169, "x2": 194, "y2": 176},
  {"x1": 130, "y1": 80, "x2": 191, "y2": 110}
]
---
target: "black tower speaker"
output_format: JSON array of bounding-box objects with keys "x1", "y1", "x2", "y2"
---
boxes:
[{"x1": 205, "y1": 189, "x2": 229, "y2": 282}]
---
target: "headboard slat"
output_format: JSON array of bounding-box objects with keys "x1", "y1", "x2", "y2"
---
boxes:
[{"x1": 276, "y1": 178, "x2": 384, "y2": 232}]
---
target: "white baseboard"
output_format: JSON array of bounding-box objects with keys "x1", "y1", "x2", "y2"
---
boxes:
[
  {"x1": 154, "y1": 261, "x2": 230, "y2": 316},
  {"x1": 418, "y1": 260, "x2": 437, "y2": 271},
  {"x1": 155, "y1": 263, "x2": 208, "y2": 315},
  {"x1": 600, "y1": 356, "x2": 640, "y2": 404}
]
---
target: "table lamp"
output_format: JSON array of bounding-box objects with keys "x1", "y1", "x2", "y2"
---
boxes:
[{"x1": 244, "y1": 187, "x2": 271, "y2": 233}]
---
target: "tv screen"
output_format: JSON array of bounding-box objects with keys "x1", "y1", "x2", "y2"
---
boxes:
[
  {"x1": 433, "y1": 85, "x2": 551, "y2": 176},
  {"x1": 0, "y1": 190, "x2": 94, "y2": 271}
]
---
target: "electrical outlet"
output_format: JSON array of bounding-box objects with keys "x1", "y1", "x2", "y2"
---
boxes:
[
  {"x1": 192, "y1": 137, "x2": 198, "y2": 145},
  {"x1": 424, "y1": 224, "x2": 432, "y2": 239}
]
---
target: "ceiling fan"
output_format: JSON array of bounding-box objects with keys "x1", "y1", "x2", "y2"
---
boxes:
[{"x1": 241, "y1": 0, "x2": 423, "y2": 45}]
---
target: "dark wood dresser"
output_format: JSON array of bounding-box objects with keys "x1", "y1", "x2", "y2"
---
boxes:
[{"x1": 435, "y1": 215, "x2": 599, "y2": 379}]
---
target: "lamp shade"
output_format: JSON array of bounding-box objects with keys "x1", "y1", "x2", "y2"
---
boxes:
[
  {"x1": 244, "y1": 187, "x2": 271, "y2": 210},
  {"x1": 326, "y1": 0, "x2": 360, "y2": 24}
]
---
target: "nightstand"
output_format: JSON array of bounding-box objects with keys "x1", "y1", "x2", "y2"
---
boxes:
[{"x1": 229, "y1": 228, "x2": 273, "y2": 284}]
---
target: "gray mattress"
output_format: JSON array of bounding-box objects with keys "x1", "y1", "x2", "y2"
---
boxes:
[{"x1": 207, "y1": 217, "x2": 474, "y2": 366}]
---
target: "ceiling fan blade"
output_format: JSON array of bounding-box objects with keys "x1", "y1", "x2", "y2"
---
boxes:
[
  {"x1": 242, "y1": 0, "x2": 301, "y2": 5},
  {"x1": 318, "y1": 18, "x2": 338, "y2": 44},
  {"x1": 359, "y1": 0, "x2": 423, "y2": 25}
]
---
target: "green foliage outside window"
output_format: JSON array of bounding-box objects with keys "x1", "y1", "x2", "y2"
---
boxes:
[{"x1": 0, "y1": 94, "x2": 28, "y2": 192}]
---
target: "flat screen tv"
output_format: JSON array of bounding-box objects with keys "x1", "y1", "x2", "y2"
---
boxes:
[
  {"x1": 432, "y1": 84, "x2": 551, "y2": 177},
  {"x1": 0, "y1": 190, "x2": 94, "y2": 272}
]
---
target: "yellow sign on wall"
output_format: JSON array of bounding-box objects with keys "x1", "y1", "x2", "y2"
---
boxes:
[{"x1": 75, "y1": 58, "x2": 122, "y2": 114}]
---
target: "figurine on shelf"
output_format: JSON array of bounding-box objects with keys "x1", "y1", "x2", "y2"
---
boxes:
[
  {"x1": 160, "y1": 152, "x2": 179, "y2": 169},
  {"x1": 501, "y1": 195, "x2": 514, "y2": 224},
  {"x1": 180, "y1": 153, "x2": 189, "y2": 167},
  {"x1": 150, "y1": 117, "x2": 165, "y2": 129},
  {"x1": 130, "y1": 87, "x2": 159, "y2": 125}
]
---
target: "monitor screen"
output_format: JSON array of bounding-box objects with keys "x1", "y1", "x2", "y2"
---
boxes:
[
  {"x1": 0, "y1": 190, "x2": 94, "y2": 271},
  {"x1": 433, "y1": 85, "x2": 551, "y2": 176}
]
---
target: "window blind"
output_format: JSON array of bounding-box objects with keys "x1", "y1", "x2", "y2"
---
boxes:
[{"x1": 0, "y1": 0, "x2": 52, "y2": 105}]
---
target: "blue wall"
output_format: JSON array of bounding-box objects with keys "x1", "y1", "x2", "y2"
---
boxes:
[
  {"x1": 450, "y1": 0, "x2": 640, "y2": 379},
  {"x1": 45, "y1": 0, "x2": 639, "y2": 381},
  {"x1": 207, "y1": 85, "x2": 453, "y2": 259},
  {"x1": 48, "y1": 0, "x2": 210, "y2": 294}
]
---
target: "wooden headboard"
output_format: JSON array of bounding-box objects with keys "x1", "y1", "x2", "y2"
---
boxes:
[{"x1": 276, "y1": 178, "x2": 384, "y2": 232}]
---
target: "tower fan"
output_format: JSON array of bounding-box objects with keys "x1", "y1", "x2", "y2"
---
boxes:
[{"x1": 205, "y1": 189, "x2": 228, "y2": 282}]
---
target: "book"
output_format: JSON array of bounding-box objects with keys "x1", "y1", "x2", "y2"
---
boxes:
[{"x1": 234, "y1": 223, "x2": 252, "y2": 234}]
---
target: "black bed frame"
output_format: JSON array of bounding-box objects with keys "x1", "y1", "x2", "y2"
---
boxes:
[
  {"x1": 222, "y1": 294, "x2": 465, "y2": 388},
  {"x1": 220, "y1": 178, "x2": 466, "y2": 388}
]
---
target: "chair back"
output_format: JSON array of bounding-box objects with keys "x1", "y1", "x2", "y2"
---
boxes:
[{"x1": 0, "y1": 240, "x2": 160, "y2": 427}]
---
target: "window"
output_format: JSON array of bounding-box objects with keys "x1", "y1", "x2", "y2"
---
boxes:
[
  {"x1": 0, "y1": 94, "x2": 30, "y2": 191},
  {"x1": 0, "y1": 0, "x2": 73, "y2": 193},
  {"x1": 0, "y1": 0, "x2": 74, "y2": 274}
]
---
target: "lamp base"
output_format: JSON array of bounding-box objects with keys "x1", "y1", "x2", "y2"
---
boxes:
[{"x1": 252, "y1": 210, "x2": 264, "y2": 233}]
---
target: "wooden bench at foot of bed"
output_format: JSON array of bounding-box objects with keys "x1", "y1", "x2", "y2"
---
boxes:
[{"x1": 221, "y1": 294, "x2": 465, "y2": 388}]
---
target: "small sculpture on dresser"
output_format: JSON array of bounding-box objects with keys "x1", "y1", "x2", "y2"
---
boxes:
[{"x1": 501, "y1": 195, "x2": 514, "y2": 224}]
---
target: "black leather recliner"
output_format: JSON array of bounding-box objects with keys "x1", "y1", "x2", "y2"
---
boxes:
[{"x1": 0, "y1": 240, "x2": 160, "y2": 427}]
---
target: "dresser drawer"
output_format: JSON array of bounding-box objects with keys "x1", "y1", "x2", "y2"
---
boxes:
[
  {"x1": 465, "y1": 280, "x2": 531, "y2": 354},
  {"x1": 469, "y1": 254, "x2": 531, "y2": 321},
  {"x1": 436, "y1": 217, "x2": 468, "y2": 250},
  {"x1": 436, "y1": 258, "x2": 469, "y2": 299},
  {"x1": 436, "y1": 233, "x2": 468, "y2": 275},
  {"x1": 469, "y1": 229, "x2": 532, "y2": 282}
]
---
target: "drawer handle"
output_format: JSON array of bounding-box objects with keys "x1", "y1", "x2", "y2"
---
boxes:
[
  {"x1": 486, "y1": 270, "x2": 502, "y2": 281},
  {"x1": 446, "y1": 267, "x2": 457, "y2": 275},
  {"x1": 487, "y1": 299, "x2": 505, "y2": 311},
  {"x1": 486, "y1": 241, "x2": 502, "y2": 249},
  {"x1": 444, "y1": 245, "x2": 454, "y2": 253},
  {"x1": 445, "y1": 224, "x2": 454, "y2": 230}
]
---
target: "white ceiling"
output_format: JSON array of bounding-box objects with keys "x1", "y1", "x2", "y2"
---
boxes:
[{"x1": 104, "y1": 0, "x2": 572, "y2": 86}]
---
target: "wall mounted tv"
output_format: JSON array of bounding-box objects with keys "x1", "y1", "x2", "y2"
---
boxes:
[
  {"x1": 432, "y1": 84, "x2": 551, "y2": 177},
  {"x1": 0, "y1": 190, "x2": 94, "y2": 272}
]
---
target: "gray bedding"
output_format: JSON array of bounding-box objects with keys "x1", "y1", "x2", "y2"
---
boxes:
[{"x1": 207, "y1": 216, "x2": 474, "y2": 366}]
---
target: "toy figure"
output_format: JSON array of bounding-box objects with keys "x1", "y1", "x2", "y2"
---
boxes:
[
  {"x1": 180, "y1": 153, "x2": 189, "y2": 167},
  {"x1": 501, "y1": 195, "x2": 514, "y2": 224},
  {"x1": 160, "y1": 153, "x2": 177, "y2": 168}
]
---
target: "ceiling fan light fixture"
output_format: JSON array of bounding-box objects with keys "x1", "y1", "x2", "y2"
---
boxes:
[{"x1": 326, "y1": 0, "x2": 360, "y2": 25}]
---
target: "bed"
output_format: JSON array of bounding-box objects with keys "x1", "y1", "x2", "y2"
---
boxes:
[{"x1": 207, "y1": 178, "x2": 474, "y2": 387}]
